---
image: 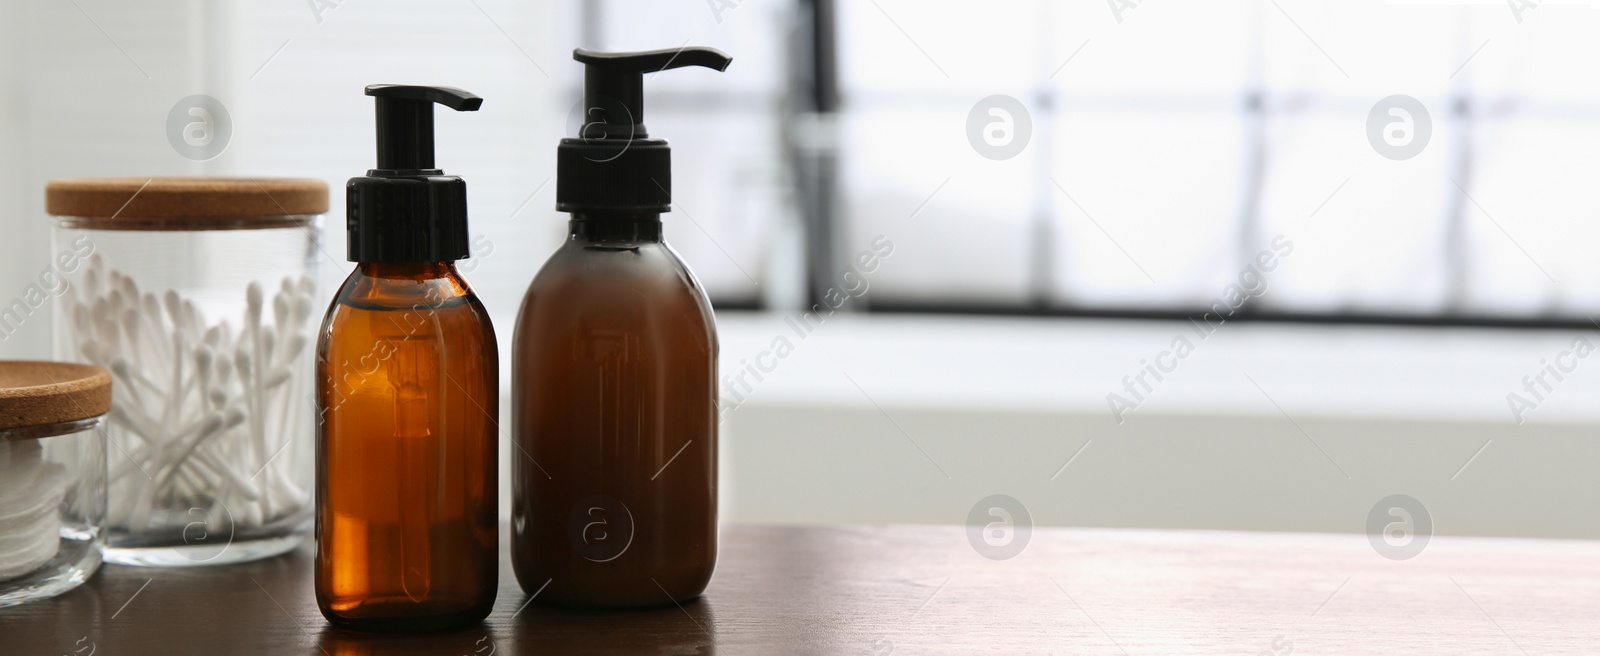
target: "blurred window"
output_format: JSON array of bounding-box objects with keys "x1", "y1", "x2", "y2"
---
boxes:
[{"x1": 823, "y1": 0, "x2": 1600, "y2": 326}]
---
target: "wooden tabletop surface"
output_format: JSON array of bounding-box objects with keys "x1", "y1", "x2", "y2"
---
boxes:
[{"x1": 6, "y1": 524, "x2": 1600, "y2": 655}]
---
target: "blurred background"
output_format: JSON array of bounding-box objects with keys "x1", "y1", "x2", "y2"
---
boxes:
[{"x1": 2, "y1": 0, "x2": 1599, "y2": 538}]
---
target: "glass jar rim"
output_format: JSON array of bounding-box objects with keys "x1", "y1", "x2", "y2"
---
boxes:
[
  {"x1": 52, "y1": 214, "x2": 322, "y2": 232},
  {"x1": 0, "y1": 415, "x2": 104, "y2": 442}
]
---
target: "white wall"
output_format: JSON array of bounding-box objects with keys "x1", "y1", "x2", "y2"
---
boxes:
[
  {"x1": 0, "y1": 0, "x2": 563, "y2": 361},
  {"x1": 715, "y1": 314, "x2": 1600, "y2": 539},
  {"x1": 0, "y1": 0, "x2": 211, "y2": 358},
  {"x1": 0, "y1": 1, "x2": 27, "y2": 355}
]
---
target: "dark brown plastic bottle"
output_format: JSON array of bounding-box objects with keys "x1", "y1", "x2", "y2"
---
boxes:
[
  {"x1": 314, "y1": 84, "x2": 497, "y2": 632},
  {"x1": 512, "y1": 47, "x2": 731, "y2": 609}
]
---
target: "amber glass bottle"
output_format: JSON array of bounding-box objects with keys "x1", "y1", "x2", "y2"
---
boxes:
[
  {"x1": 315, "y1": 84, "x2": 496, "y2": 632},
  {"x1": 315, "y1": 263, "x2": 497, "y2": 631},
  {"x1": 512, "y1": 213, "x2": 717, "y2": 608}
]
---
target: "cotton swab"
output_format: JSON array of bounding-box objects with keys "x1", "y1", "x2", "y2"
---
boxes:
[{"x1": 72, "y1": 256, "x2": 315, "y2": 535}]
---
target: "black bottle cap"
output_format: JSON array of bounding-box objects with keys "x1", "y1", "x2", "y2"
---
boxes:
[
  {"x1": 556, "y1": 47, "x2": 732, "y2": 215},
  {"x1": 347, "y1": 85, "x2": 482, "y2": 263}
]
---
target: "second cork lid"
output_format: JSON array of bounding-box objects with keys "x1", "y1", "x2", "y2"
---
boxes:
[{"x1": 0, "y1": 361, "x2": 112, "y2": 439}]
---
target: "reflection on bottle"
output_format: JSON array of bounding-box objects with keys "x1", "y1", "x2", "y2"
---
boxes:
[{"x1": 385, "y1": 332, "x2": 437, "y2": 602}]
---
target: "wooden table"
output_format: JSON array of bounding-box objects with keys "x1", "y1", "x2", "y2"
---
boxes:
[{"x1": 6, "y1": 524, "x2": 1599, "y2": 654}]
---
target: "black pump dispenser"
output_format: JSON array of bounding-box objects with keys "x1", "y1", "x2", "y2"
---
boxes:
[
  {"x1": 556, "y1": 47, "x2": 732, "y2": 215},
  {"x1": 348, "y1": 84, "x2": 482, "y2": 263}
]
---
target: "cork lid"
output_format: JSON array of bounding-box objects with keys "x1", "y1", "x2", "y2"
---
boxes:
[
  {"x1": 0, "y1": 361, "x2": 112, "y2": 436},
  {"x1": 46, "y1": 178, "x2": 329, "y2": 230}
]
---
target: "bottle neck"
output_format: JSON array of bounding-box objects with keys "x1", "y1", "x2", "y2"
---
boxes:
[
  {"x1": 568, "y1": 213, "x2": 662, "y2": 243},
  {"x1": 357, "y1": 261, "x2": 459, "y2": 280},
  {"x1": 340, "y1": 261, "x2": 472, "y2": 311}
]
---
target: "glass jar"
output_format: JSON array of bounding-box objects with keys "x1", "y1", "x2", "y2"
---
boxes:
[
  {"x1": 46, "y1": 178, "x2": 328, "y2": 566},
  {"x1": 0, "y1": 361, "x2": 109, "y2": 606}
]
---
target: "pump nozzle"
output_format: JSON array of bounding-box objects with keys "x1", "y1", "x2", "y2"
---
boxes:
[
  {"x1": 573, "y1": 47, "x2": 732, "y2": 140},
  {"x1": 348, "y1": 85, "x2": 482, "y2": 263},
  {"x1": 365, "y1": 85, "x2": 482, "y2": 171},
  {"x1": 556, "y1": 48, "x2": 732, "y2": 216}
]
